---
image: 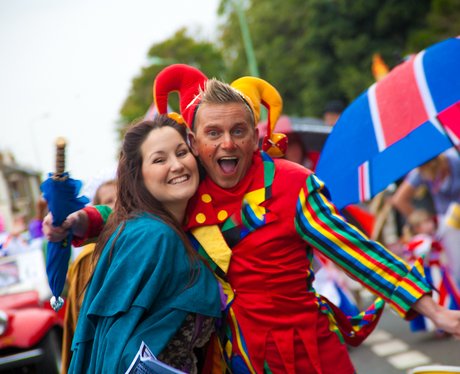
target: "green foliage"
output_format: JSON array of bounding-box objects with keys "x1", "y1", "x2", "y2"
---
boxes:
[
  {"x1": 117, "y1": 28, "x2": 225, "y2": 138},
  {"x1": 407, "y1": 0, "x2": 460, "y2": 51}
]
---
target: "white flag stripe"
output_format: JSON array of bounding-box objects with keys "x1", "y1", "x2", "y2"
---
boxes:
[
  {"x1": 359, "y1": 161, "x2": 371, "y2": 202},
  {"x1": 368, "y1": 83, "x2": 386, "y2": 152},
  {"x1": 413, "y1": 51, "x2": 445, "y2": 134}
]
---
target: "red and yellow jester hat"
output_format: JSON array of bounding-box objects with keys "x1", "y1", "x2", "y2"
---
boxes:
[
  {"x1": 230, "y1": 77, "x2": 287, "y2": 157},
  {"x1": 153, "y1": 64, "x2": 208, "y2": 127}
]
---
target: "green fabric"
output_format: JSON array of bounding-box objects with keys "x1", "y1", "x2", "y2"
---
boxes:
[
  {"x1": 69, "y1": 213, "x2": 221, "y2": 373},
  {"x1": 94, "y1": 204, "x2": 112, "y2": 224}
]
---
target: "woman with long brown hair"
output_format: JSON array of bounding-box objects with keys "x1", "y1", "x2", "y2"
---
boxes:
[{"x1": 68, "y1": 115, "x2": 221, "y2": 373}]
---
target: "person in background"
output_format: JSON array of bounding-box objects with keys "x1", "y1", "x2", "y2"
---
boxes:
[
  {"x1": 284, "y1": 132, "x2": 313, "y2": 169},
  {"x1": 67, "y1": 115, "x2": 221, "y2": 373},
  {"x1": 92, "y1": 179, "x2": 117, "y2": 207},
  {"x1": 0, "y1": 214, "x2": 30, "y2": 256},
  {"x1": 0, "y1": 212, "x2": 4, "y2": 234},
  {"x1": 391, "y1": 149, "x2": 460, "y2": 222},
  {"x1": 402, "y1": 208, "x2": 460, "y2": 334},
  {"x1": 322, "y1": 99, "x2": 345, "y2": 126},
  {"x1": 61, "y1": 179, "x2": 117, "y2": 373},
  {"x1": 28, "y1": 198, "x2": 48, "y2": 240}
]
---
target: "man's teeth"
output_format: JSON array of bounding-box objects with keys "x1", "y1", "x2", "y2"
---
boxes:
[{"x1": 169, "y1": 175, "x2": 188, "y2": 184}]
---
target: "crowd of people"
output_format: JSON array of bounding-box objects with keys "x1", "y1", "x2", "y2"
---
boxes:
[{"x1": 37, "y1": 64, "x2": 460, "y2": 374}]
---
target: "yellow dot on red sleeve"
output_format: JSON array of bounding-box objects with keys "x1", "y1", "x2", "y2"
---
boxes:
[
  {"x1": 196, "y1": 213, "x2": 206, "y2": 224},
  {"x1": 201, "y1": 194, "x2": 212, "y2": 203},
  {"x1": 217, "y1": 210, "x2": 228, "y2": 221}
]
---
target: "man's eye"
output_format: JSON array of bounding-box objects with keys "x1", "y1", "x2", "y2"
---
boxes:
[
  {"x1": 233, "y1": 128, "x2": 244, "y2": 136},
  {"x1": 208, "y1": 130, "x2": 219, "y2": 137}
]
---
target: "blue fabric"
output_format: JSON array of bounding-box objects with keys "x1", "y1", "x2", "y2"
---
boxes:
[
  {"x1": 41, "y1": 173, "x2": 89, "y2": 299},
  {"x1": 69, "y1": 213, "x2": 221, "y2": 374}
]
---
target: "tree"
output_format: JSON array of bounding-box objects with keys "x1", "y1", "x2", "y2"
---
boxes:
[
  {"x1": 407, "y1": 0, "x2": 460, "y2": 51},
  {"x1": 217, "y1": 0, "x2": 433, "y2": 117},
  {"x1": 117, "y1": 28, "x2": 225, "y2": 139}
]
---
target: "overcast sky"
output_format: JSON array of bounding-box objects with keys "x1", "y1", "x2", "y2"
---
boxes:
[{"x1": 0, "y1": 0, "x2": 219, "y2": 194}]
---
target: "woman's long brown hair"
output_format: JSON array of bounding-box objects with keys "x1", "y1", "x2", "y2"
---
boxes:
[{"x1": 91, "y1": 115, "x2": 202, "y2": 278}]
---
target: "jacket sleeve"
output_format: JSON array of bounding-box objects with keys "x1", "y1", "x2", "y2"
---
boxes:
[
  {"x1": 294, "y1": 174, "x2": 432, "y2": 319},
  {"x1": 72, "y1": 205, "x2": 112, "y2": 247}
]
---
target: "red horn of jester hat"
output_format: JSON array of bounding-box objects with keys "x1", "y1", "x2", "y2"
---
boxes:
[
  {"x1": 153, "y1": 64, "x2": 208, "y2": 127},
  {"x1": 231, "y1": 76, "x2": 287, "y2": 157}
]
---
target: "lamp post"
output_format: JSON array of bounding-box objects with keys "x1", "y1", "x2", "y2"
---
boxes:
[
  {"x1": 230, "y1": 0, "x2": 268, "y2": 121},
  {"x1": 231, "y1": 0, "x2": 259, "y2": 78}
]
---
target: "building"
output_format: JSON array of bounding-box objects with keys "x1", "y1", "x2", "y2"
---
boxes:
[{"x1": 0, "y1": 151, "x2": 42, "y2": 232}]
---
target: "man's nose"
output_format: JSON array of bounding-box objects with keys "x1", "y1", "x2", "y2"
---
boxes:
[{"x1": 221, "y1": 133, "x2": 236, "y2": 150}]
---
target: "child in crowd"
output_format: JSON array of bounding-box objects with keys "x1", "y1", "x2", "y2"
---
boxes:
[{"x1": 403, "y1": 209, "x2": 460, "y2": 333}]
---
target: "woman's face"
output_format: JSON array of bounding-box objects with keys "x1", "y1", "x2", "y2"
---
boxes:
[{"x1": 141, "y1": 126, "x2": 199, "y2": 212}]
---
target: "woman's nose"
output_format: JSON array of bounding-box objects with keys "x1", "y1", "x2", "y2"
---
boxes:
[{"x1": 170, "y1": 156, "x2": 185, "y2": 171}]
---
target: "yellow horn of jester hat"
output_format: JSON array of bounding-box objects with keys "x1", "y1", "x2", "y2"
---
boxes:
[{"x1": 231, "y1": 76, "x2": 287, "y2": 157}]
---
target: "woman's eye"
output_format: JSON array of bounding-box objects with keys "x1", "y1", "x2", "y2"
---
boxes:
[
  {"x1": 153, "y1": 158, "x2": 164, "y2": 164},
  {"x1": 177, "y1": 150, "x2": 188, "y2": 157}
]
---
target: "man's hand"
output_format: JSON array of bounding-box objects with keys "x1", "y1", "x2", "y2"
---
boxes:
[
  {"x1": 42, "y1": 210, "x2": 89, "y2": 242},
  {"x1": 413, "y1": 295, "x2": 460, "y2": 338}
]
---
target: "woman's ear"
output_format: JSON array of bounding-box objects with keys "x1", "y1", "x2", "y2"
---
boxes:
[{"x1": 188, "y1": 133, "x2": 199, "y2": 156}]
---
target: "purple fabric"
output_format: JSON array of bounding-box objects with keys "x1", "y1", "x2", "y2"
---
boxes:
[{"x1": 28, "y1": 219, "x2": 43, "y2": 239}]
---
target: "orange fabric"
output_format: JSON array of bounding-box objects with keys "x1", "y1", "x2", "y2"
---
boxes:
[{"x1": 61, "y1": 244, "x2": 95, "y2": 374}]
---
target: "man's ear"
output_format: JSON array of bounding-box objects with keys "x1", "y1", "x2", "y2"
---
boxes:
[
  {"x1": 253, "y1": 127, "x2": 260, "y2": 151},
  {"x1": 188, "y1": 133, "x2": 199, "y2": 156}
]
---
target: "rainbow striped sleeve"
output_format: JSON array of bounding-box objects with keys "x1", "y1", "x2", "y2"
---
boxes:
[{"x1": 295, "y1": 174, "x2": 431, "y2": 318}]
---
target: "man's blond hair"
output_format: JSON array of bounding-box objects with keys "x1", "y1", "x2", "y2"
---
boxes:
[{"x1": 194, "y1": 78, "x2": 255, "y2": 127}]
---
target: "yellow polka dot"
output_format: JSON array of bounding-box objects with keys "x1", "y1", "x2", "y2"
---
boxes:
[
  {"x1": 196, "y1": 213, "x2": 206, "y2": 224},
  {"x1": 217, "y1": 210, "x2": 228, "y2": 221},
  {"x1": 201, "y1": 194, "x2": 212, "y2": 203}
]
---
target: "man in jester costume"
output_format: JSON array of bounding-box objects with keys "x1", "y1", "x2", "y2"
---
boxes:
[{"x1": 46, "y1": 64, "x2": 460, "y2": 373}]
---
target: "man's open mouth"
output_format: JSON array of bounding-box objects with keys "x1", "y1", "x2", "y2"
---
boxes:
[{"x1": 218, "y1": 157, "x2": 238, "y2": 174}]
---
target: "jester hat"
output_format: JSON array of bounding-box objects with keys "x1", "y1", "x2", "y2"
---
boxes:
[
  {"x1": 230, "y1": 76, "x2": 286, "y2": 157},
  {"x1": 153, "y1": 63, "x2": 208, "y2": 126},
  {"x1": 153, "y1": 63, "x2": 287, "y2": 157}
]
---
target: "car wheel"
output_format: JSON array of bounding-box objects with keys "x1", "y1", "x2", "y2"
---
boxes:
[{"x1": 36, "y1": 328, "x2": 62, "y2": 374}]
